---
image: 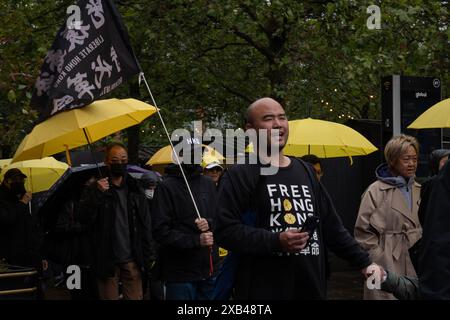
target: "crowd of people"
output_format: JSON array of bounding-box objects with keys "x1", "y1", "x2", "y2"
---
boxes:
[{"x1": 1, "y1": 97, "x2": 449, "y2": 300}]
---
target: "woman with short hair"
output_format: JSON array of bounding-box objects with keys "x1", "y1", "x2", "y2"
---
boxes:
[{"x1": 355, "y1": 134, "x2": 422, "y2": 300}]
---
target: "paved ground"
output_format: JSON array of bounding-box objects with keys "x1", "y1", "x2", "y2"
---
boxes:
[
  {"x1": 327, "y1": 255, "x2": 364, "y2": 300},
  {"x1": 43, "y1": 255, "x2": 364, "y2": 300}
]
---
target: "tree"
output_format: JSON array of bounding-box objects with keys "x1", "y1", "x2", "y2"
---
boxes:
[{"x1": 1, "y1": 0, "x2": 448, "y2": 155}]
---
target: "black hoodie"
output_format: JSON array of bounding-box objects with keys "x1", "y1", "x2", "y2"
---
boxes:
[{"x1": 151, "y1": 164, "x2": 220, "y2": 282}]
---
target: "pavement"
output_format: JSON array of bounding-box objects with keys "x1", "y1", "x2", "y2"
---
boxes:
[
  {"x1": 327, "y1": 255, "x2": 364, "y2": 300},
  {"x1": 43, "y1": 255, "x2": 365, "y2": 300}
]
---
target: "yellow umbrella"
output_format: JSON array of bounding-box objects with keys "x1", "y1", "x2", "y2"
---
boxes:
[
  {"x1": 0, "y1": 157, "x2": 69, "y2": 193},
  {"x1": 408, "y1": 98, "x2": 450, "y2": 129},
  {"x1": 147, "y1": 144, "x2": 224, "y2": 166},
  {"x1": 284, "y1": 118, "x2": 377, "y2": 159},
  {"x1": 12, "y1": 98, "x2": 158, "y2": 163}
]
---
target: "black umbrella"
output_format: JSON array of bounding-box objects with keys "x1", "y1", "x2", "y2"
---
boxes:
[{"x1": 35, "y1": 164, "x2": 106, "y2": 232}]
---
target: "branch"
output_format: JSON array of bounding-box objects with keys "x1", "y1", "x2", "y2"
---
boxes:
[
  {"x1": 206, "y1": 66, "x2": 253, "y2": 103},
  {"x1": 238, "y1": 3, "x2": 271, "y2": 37},
  {"x1": 232, "y1": 27, "x2": 274, "y2": 62},
  {"x1": 207, "y1": 13, "x2": 274, "y2": 62},
  {"x1": 222, "y1": 83, "x2": 254, "y2": 103}
]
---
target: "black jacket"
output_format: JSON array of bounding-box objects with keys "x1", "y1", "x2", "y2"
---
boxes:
[
  {"x1": 78, "y1": 174, "x2": 156, "y2": 278},
  {"x1": 42, "y1": 196, "x2": 92, "y2": 267},
  {"x1": 417, "y1": 176, "x2": 436, "y2": 226},
  {"x1": 419, "y1": 161, "x2": 450, "y2": 299},
  {"x1": 0, "y1": 185, "x2": 42, "y2": 269},
  {"x1": 151, "y1": 164, "x2": 219, "y2": 282},
  {"x1": 215, "y1": 159, "x2": 371, "y2": 299}
]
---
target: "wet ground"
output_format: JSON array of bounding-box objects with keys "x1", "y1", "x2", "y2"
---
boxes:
[
  {"x1": 43, "y1": 255, "x2": 364, "y2": 300},
  {"x1": 327, "y1": 255, "x2": 364, "y2": 300}
]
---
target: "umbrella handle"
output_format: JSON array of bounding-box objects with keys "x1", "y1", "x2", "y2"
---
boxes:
[
  {"x1": 82, "y1": 128, "x2": 103, "y2": 178},
  {"x1": 64, "y1": 144, "x2": 72, "y2": 167}
]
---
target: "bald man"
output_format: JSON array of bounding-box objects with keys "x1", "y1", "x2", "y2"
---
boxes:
[{"x1": 215, "y1": 98, "x2": 372, "y2": 300}]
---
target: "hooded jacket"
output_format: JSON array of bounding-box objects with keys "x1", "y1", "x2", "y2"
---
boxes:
[
  {"x1": 355, "y1": 163, "x2": 421, "y2": 300},
  {"x1": 151, "y1": 164, "x2": 219, "y2": 282},
  {"x1": 376, "y1": 164, "x2": 415, "y2": 211}
]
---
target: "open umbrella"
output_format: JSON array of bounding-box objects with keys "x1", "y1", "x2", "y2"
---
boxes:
[
  {"x1": 35, "y1": 164, "x2": 106, "y2": 230},
  {"x1": 284, "y1": 118, "x2": 377, "y2": 159},
  {"x1": 12, "y1": 98, "x2": 158, "y2": 164},
  {"x1": 146, "y1": 144, "x2": 224, "y2": 166},
  {"x1": 0, "y1": 157, "x2": 69, "y2": 193},
  {"x1": 408, "y1": 98, "x2": 450, "y2": 129}
]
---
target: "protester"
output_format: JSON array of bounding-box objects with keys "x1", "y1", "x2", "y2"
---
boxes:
[
  {"x1": 151, "y1": 137, "x2": 220, "y2": 300},
  {"x1": 202, "y1": 161, "x2": 224, "y2": 185},
  {"x1": 417, "y1": 149, "x2": 450, "y2": 225},
  {"x1": 42, "y1": 175, "x2": 98, "y2": 300},
  {"x1": 355, "y1": 134, "x2": 422, "y2": 300},
  {"x1": 215, "y1": 97, "x2": 373, "y2": 300},
  {"x1": 78, "y1": 142, "x2": 156, "y2": 300},
  {"x1": 0, "y1": 168, "x2": 46, "y2": 272},
  {"x1": 301, "y1": 154, "x2": 323, "y2": 180},
  {"x1": 140, "y1": 171, "x2": 164, "y2": 300},
  {"x1": 419, "y1": 158, "x2": 450, "y2": 299}
]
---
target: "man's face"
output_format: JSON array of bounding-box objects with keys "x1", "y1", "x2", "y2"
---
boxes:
[
  {"x1": 204, "y1": 167, "x2": 222, "y2": 183},
  {"x1": 246, "y1": 100, "x2": 289, "y2": 150},
  {"x1": 106, "y1": 146, "x2": 128, "y2": 167}
]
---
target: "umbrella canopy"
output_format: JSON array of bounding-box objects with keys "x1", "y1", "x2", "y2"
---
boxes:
[
  {"x1": 283, "y1": 118, "x2": 377, "y2": 158},
  {"x1": 0, "y1": 157, "x2": 69, "y2": 193},
  {"x1": 35, "y1": 164, "x2": 106, "y2": 230},
  {"x1": 0, "y1": 159, "x2": 12, "y2": 169},
  {"x1": 408, "y1": 98, "x2": 450, "y2": 129},
  {"x1": 146, "y1": 144, "x2": 225, "y2": 166},
  {"x1": 58, "y1": 150, "x2": 105, "y2": 166},
  {"x1": 12, "y1": 98, "x2": 158, "y2": 163}
]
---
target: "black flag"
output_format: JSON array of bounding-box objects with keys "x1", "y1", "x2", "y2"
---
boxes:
[{"x1": 31, "y1": 0, "x2": 141, "y2": 121}]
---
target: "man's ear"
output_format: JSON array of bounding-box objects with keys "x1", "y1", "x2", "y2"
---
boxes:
[{"x1": 245, "y1": 123, "x2": 253, "y2": 131}]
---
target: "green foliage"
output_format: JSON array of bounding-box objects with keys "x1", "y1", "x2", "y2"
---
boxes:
[{"x1": 0, "y1": 0, "x2": 448, "y2": 155}]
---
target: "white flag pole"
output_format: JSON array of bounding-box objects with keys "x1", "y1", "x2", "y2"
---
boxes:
[{"x1": 139, "y1": 73, "x2": 202, "y2": 220}]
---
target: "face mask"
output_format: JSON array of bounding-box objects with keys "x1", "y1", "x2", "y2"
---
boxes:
[
  {"x1": 144, "y1": 189, "x2": 154, "y2": 199},
  {"x1": 109, "y1": 163, "x2": 127, "y2": 177},
  {"x1": 10, "y1": 182, "x2": 26, "y2": 196}
]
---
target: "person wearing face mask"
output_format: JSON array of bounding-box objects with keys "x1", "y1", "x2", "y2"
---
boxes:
[
  {"x1": 78, "y1": 142, "x2": 156, "y2": 300},
  {"x1": 139, "y1": 171, "x2": 164, "y2": 300},
  {"x1": 0, "y1": 169, "x2": 46, "y2": 273},
  {"x1": 151, "y1": 136, "x2": 220, "y2": 300}
]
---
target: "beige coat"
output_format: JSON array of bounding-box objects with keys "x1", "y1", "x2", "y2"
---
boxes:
[{"x1": 354, "y1": 180, "x2": 422, "y2": 300}]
